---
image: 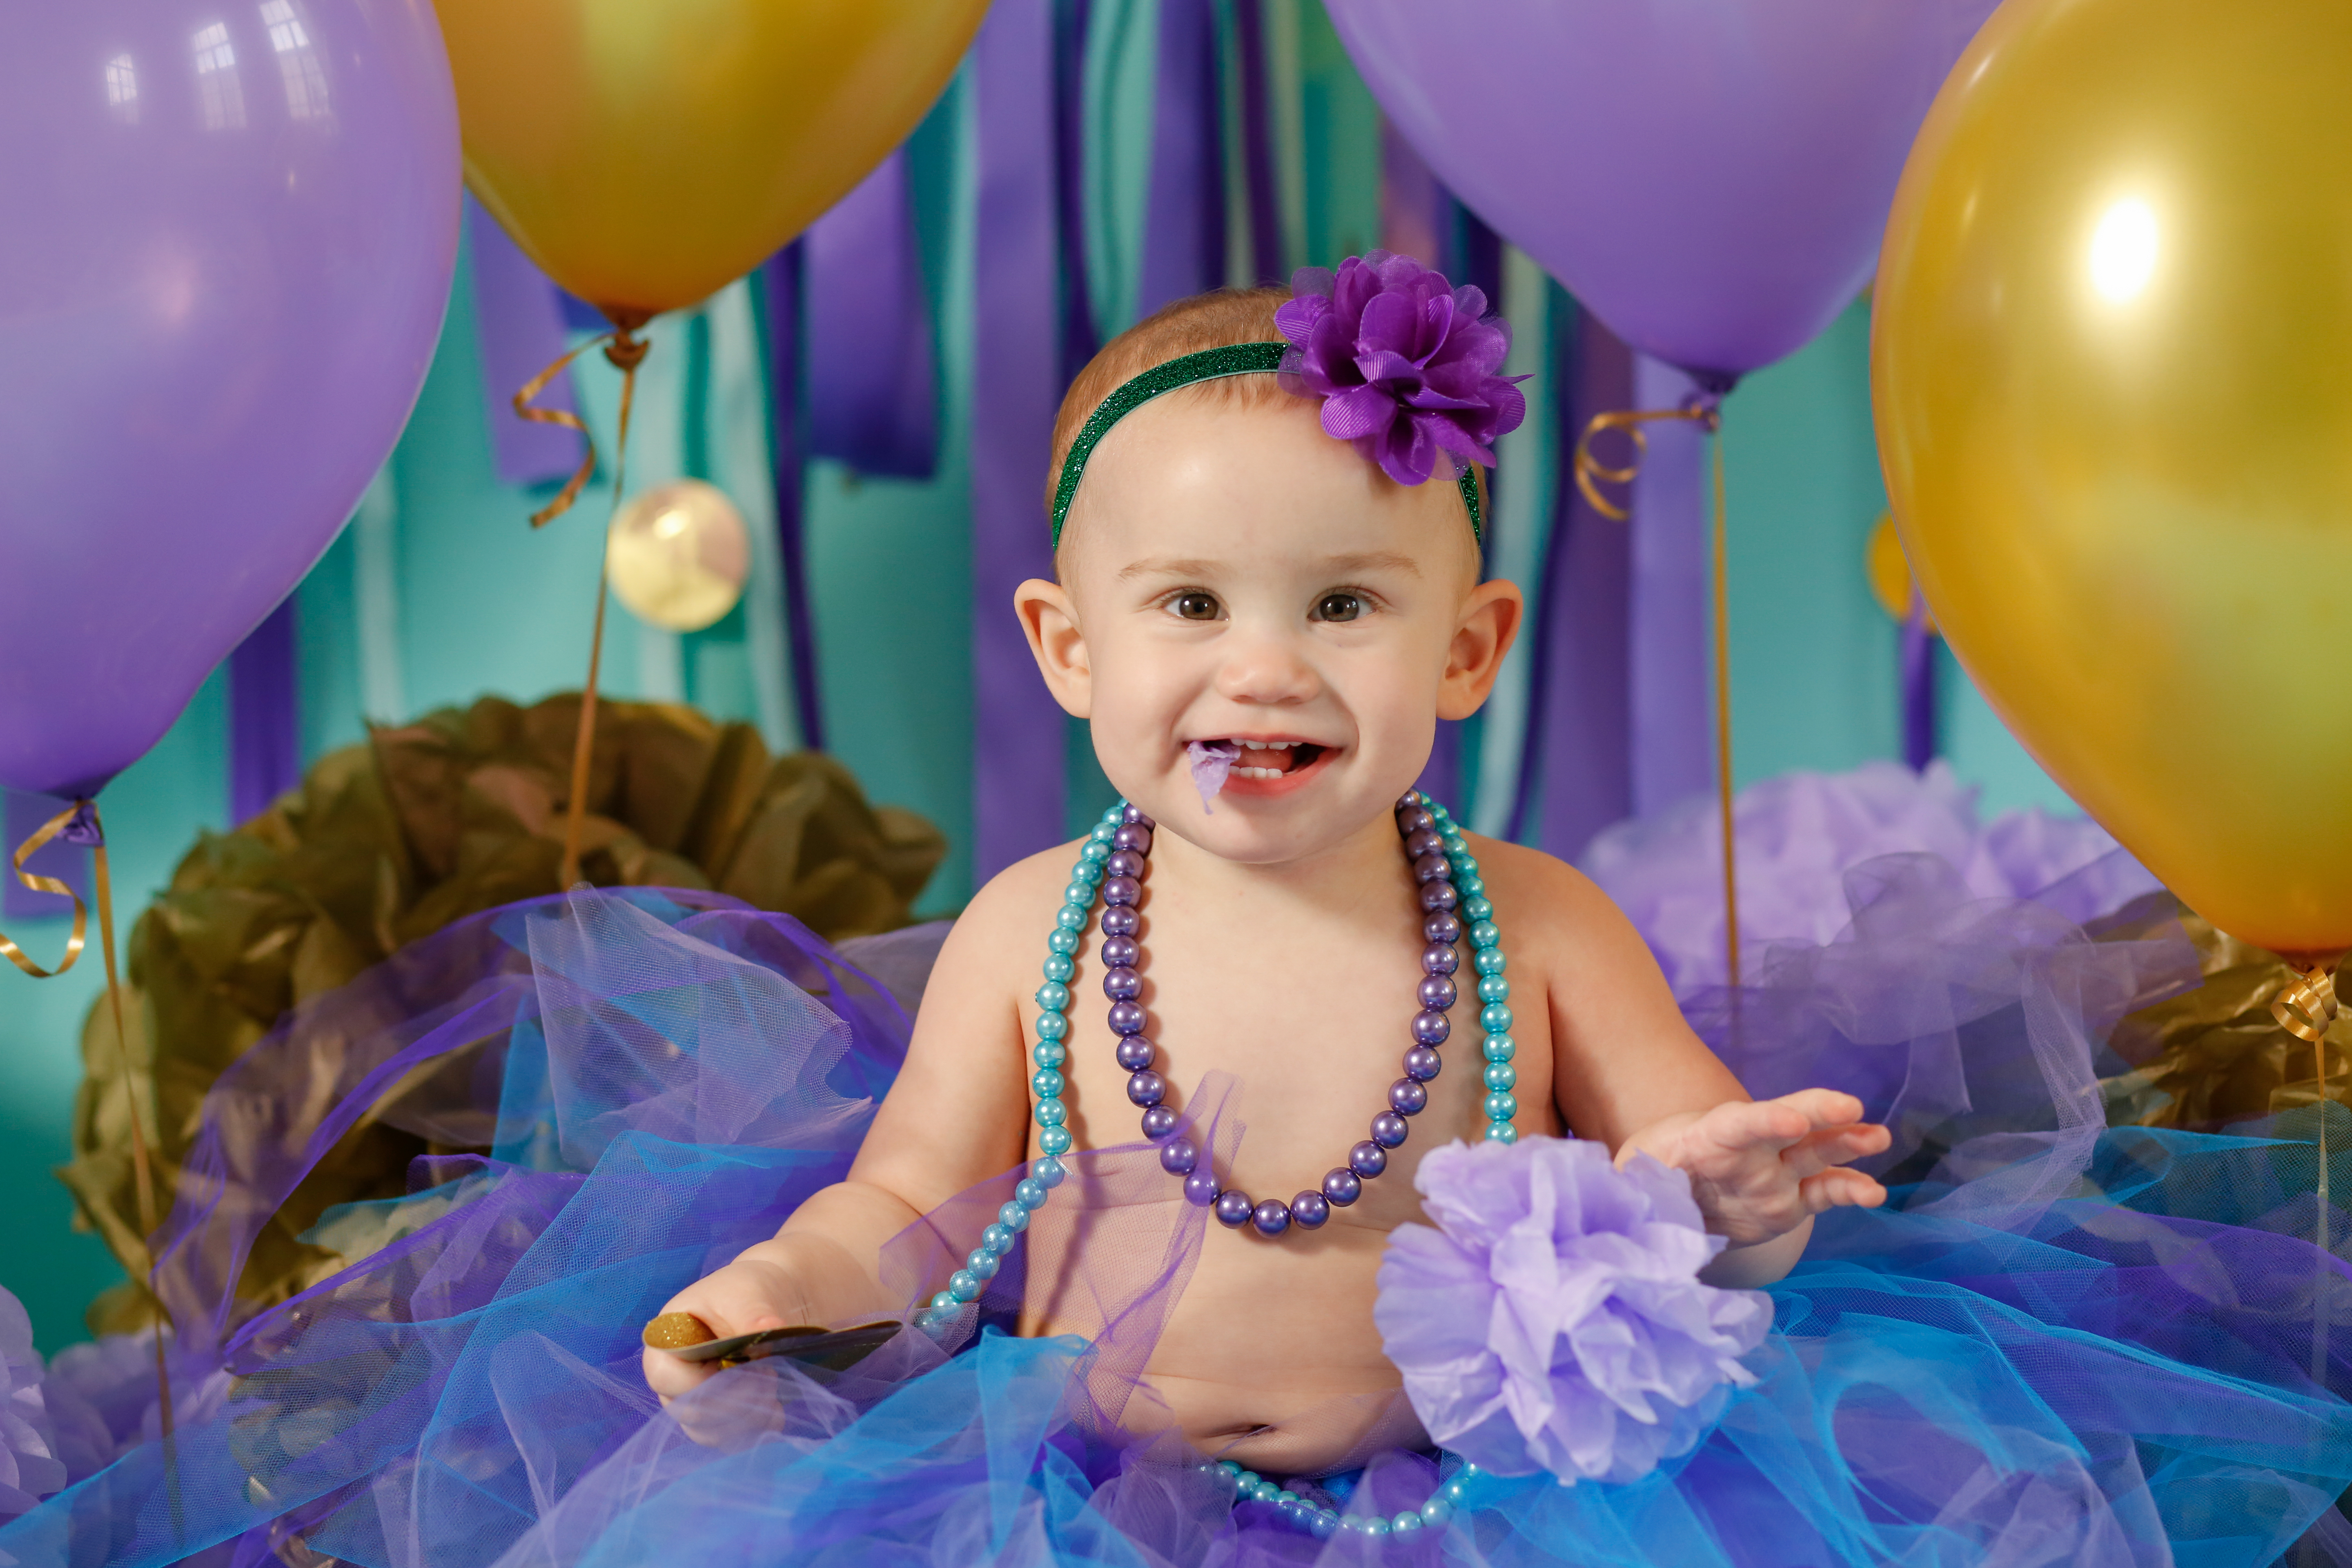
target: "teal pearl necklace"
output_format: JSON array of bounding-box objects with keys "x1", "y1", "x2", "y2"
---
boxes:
[{"x1": 924, "y1": 790, "x2": 1517, "y2": 1317}]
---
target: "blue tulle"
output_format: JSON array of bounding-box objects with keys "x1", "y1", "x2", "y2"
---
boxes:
[{"x1": 5, "y1": 871, "x2": 2351, "y2": 1568}]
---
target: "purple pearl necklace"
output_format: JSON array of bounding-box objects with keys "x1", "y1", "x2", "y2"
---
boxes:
[
  {"x1": 1094, "y1": 791, "x2": 1513, "y2": 1238},
  {"x1": 923, "y1": 794, "x2": 1513, "y2": 1316}
]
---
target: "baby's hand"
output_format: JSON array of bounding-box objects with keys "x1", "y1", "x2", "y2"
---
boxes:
[
  {"x1": 641, "y1": 1253, "x2": 813, "y2": 1403},
  {"x1": 1626, "y1": 1089, "x2": 1891, "y2": 1247}
]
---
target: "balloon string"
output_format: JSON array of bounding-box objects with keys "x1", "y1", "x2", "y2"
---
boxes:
[
  {"x1": 1709, "y1": 431, "x2": 1739, "y2": 1001},
  {"x1": 2272, "y1": 962, "x2": 2341, "y2": 1387},
  {"x1": 557, "y1": 323, "x2": 649, "y2": 889},
  {"x1": 2319, "y1": 1032, "x2": 2333, "y2": 1390},
  {"x1": 1572, "y1": 402, "x2": 1740, "y2": 997},
  {"x1": 89, "y1": 813, "x2": 183, "y2": 1536},
  {"x1": 5, "y1": 805, "x2": 180, "y2": 1520}
]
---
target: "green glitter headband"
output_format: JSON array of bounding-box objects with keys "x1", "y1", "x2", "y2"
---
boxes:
[{"x1": 1048, "y1": 342, "x2": 1484, "y2": 548}]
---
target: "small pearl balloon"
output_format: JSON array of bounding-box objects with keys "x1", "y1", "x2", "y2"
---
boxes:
[{"x1": 606, "y1": 480, "x2": 751, "y2": 632}]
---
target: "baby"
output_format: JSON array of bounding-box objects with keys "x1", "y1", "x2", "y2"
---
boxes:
[{"x1": 645, "y1": 268, "x2": 1889, "y2": 1477}]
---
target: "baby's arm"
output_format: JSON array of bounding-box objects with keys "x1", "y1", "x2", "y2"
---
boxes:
[
  {"x1": 1482, "y1": 840, "x2": 1888, "y2": 1287},
  {"x1": 642, "y1": 854, "x2": 1053, "y2": 1400}
]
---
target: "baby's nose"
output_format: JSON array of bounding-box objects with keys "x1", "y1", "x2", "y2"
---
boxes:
[{"x1": 1212, "y1": 630, "x2": 1321, "y2": 705}]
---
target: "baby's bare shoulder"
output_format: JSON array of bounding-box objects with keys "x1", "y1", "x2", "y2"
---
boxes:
[
  {"x1": 964, "y1": 838, "x2": 1091, "y2": 923},
  {"x1": 1457, "y1": 834, "x2": 1647, "y2": 958},
  {"x1": 1455, "y1": 832, "x2": 1685, "y2": 1016},
  {"x1": 1459, "y1": 834, "x2": 1737, "y2": 1141},
  {"x1": 921, "y1": 839, "x2": 1092, "y2": 1005}
]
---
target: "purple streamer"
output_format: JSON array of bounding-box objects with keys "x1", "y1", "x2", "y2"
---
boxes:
[
  {"x1": 1379, "y1": 131, "x2": 1462, "y2": 806},
  {"x1": 1902, "y1": 595, "x2": 1937, "y2": 771},
  {"x1": 1517, "y1": 305, "x2": 1635, "y2": 854},
  {"x1": 0, "y1": 789, "x2": 88, "y2": 921},
  {"x1": 228, "y1": 597, "x2": 301, "y2": 826},
  {"x1": 973, "y1": 0, "x2": 1070, "y2": 877},
  {"x1": 1380, "y1": 120, "x2": 1450, "y2": 272},
  {"x1": 1627, "y1": 355, "x2": 1715, "y2": 817},
  {"x1": 1460, "y1": 210, "x2": 1504, "y2": 327},
  {"x1": 463, "y1": 196, "x2": 584, "y2": 489},
  {"x1": 1136, "y1": 0, "x2": 1226, "y2": 318},
  {"x1": 764, "y1": 247, "x2": 826, "y2": 755},
  {"x1": 1055, "y1": 0, "x2": 1101, "y2": 383},
  {"x1": 555, "y1": 290, "x2": 608, "y2": 335},
  {"x1": 1235, "y1": 0, "x2": 1284, "y2": 284},
  {"x1": 804, "y1": 153, "x2": 939, "y2": 480},
  {"x1": 1376, "y1": 136, "x2": 1509, "y2": 811}
]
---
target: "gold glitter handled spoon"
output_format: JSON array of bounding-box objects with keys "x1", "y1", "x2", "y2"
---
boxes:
[{"x1": 642, "y1": 1312, "x2": 902, "y2": 1371}]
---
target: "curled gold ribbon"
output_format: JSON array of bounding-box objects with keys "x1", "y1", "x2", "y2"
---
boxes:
[
  {"x1": 2271, "y1": 964, "x2": 2339, "y2": 1044},
  {"x1": 514, "y1": 310, "x2": 654, "y2": 529},
  {"x1": 1572, "y1": 403, "x2": 1722, "y2": 521},
  {"x1": 0, "y1": 801, "x2": 90, "y2": 977}
]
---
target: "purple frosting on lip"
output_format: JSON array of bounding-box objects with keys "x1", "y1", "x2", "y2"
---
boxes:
[
  {"x1": 1187, "y1": 740, "x2": 1238, "y2": 813},
  {"x1": 1274, "y1": 251, "x2": 1530, "y2": 488}
]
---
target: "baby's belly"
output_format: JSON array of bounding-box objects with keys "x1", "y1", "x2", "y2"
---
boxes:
[{"x1": 1021, "y1": 1205, "x2": 1425, "y2": 1476}]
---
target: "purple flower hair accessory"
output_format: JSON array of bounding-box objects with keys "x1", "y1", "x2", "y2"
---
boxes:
[
  {"x1": 1374, "y1": 1136, "x2": 1771, "y2": 1486},
  {"x1": 1274, "y1": 252, "x2": 1529, "y2": 487}
]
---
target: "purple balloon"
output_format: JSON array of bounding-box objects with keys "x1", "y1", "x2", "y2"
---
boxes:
[
  {"x1": 1325, "y1": 0, "x2": 1998, "y2": 383},
  {"x1": 0, "y1": 0, "x2": 458, "y2": 798}
]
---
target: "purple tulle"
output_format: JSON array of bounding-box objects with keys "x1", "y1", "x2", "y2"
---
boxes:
[
  {"x1": 1187, "y1": 740, "x2": 1236, "y2": 812},
  {"x1": 34, "y1": 1329, "x2": 228, "y2": 1495},
  {"x1": 7, "y1": 870, "x2": 2352, "y2": 1567},
  {"x1": 1582, "y1": 761, "x2": 2160, "y2": 995},
  {"x1": 1376, "y1": 1140, "x2": 1769, "y2": 1485},
  {"x1": 1274, "y1": 252, "x2": 1528, "y2": 486},
  {"x1": 0, "y1": 1289, "x2": 62, "y2": 1519}
]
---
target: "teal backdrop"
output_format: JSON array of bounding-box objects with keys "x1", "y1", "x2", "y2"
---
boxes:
[{"x1": 0, "y1": 0, "x2": 2071, "y2": 1353}]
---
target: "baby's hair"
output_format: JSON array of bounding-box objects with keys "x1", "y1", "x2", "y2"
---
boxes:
[
  {"x1": 1045, "y1": 285, "x2": 1293, "y2": 521},
  {"x1": 1046, "y1": 282, "x2": 1488, "y2": 573}
]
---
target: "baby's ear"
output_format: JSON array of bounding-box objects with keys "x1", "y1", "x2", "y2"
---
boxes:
[
  {"x1": 1015, "y1": 578, "x2": 1093, "y2": 717},
  {"x1": 1438, "y1": 579, "x2": 1524, "y2": 721}
]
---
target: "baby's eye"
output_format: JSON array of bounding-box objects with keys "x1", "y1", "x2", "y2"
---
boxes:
[
  {"x1": 1169, "y1": 591, "x2": 1222, "y2": 621},
  {"x1": 1313, "y1": 592, "x2": 1365, "y2": 623}
]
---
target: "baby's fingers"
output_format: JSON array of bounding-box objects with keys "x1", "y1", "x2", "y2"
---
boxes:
[
  {"x1": 1780, "y1": 1122, "x2": 1892, "y2": 1182},
  {"x1": 1796, "y1": 1166, "x2": 1886, "y2": 1216},
  {"x1": 645, "y1": 1343, "x2": 719, "y2": 1399},
  {"x1": 1688, "y1": 1098, "x2": 1815, "y2": 1159},
  {"x1": 1769, "y1": 1088, "x2": 1869, "y2": 1134}
]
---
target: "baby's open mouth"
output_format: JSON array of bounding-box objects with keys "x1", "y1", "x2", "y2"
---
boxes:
[{"x1": 1221, "y1": 739, "x2": 1325, "y2": 779}]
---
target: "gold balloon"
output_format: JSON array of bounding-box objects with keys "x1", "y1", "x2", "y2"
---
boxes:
[
  {"x1": 440, "y1": 0, "x2": 989, "y2": 316},
  {"x1": 1873, "y1": 0, "x2": 2352, "y2": 957},
  {"x1": 608, "y1": 480, "x2": 751, "y2": 633}
]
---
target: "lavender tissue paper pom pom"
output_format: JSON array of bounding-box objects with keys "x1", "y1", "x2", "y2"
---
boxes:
[
  {"x1": 1580, "y1": 760, "x2": 2156, "y2": 996},
  {"x1": 0, "y1": 1287, "x2": 65, "y2": 1519},
  {"x1": 1374, "y1": 1136, "x2": 1770, "y2": 1485},
  {"x1": 1274, "y1": 252, "x2": 1528, "y2": 487}
]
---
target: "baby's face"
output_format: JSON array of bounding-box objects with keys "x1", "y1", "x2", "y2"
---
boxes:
[{"x1": 1025, "y1": 393, "x2": 1517, "y2": 864}]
